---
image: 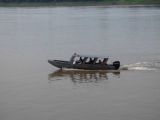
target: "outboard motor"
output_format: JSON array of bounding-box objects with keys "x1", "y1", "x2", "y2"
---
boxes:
[{"x1": 113, "y1": 61, "x2": 120, "y2": 69}]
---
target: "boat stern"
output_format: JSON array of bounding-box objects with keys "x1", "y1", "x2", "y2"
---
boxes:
[{"x1": 113, "y1": 61, "x2": 120, "y2": 70}]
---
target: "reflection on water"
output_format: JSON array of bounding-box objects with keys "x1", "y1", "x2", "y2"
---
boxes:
[{"x1": 48, "y1": 69, "x2": 120, "y2": 84}]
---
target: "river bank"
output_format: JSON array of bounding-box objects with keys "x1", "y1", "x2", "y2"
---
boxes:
[{"x1": 0, "y1": 1, "x2": 160, "y2": 7}]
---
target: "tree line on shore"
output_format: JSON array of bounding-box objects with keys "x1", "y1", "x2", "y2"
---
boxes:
[{"x1": 0, "y1": 0, "x2": 160, "y2": 4}]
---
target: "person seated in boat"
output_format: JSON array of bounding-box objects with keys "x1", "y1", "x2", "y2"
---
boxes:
[
  {"x1": 102, "y1": 58, "x2": 108, "y2": 65},
  {"x1": 98, "y1": 60, "x2": 102, "y2": 64},
  {"x1": 76, "y1": 57, "x2": 84, "y2": 64},
  {"x1": 93, "y1": 58, "x2": 98, "y2": 64},
  {"x1": 80, "y1": 57, "x2": 83, "y2": 63},
  {"x1": 89, "y1": 58, "x2": 94, "y2": 64},
  {"x1": 85, "y1": 58, "x2": 90, "y2": 64}
]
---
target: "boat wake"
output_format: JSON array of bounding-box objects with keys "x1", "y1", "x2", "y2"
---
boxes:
[{"x1": 120, "y1": 61, "x2": 160, "y2": 71}]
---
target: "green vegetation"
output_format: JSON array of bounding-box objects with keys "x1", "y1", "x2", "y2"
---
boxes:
[
  {"x1": 0, "y1": 0, "x2": 160, "y2": 7},
  {"x1": 116, "y1": 0, "x2": 160, "y2": 4}
]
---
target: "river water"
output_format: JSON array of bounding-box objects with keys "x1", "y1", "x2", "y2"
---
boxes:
[{"x1": 0, "y1": 6, "x2": 160, "y2": 120}]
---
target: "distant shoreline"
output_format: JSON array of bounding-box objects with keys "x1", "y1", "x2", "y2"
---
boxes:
[{"x1": 0, "y1": 2, "x2": 160, "y2": 7}]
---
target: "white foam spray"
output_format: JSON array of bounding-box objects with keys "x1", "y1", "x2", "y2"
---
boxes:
[{"x1": 120, "y1": 61, "x2": 160, "y2": 71}]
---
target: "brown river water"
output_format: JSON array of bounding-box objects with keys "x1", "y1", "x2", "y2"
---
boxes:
[{"x1": 0, "y1": 6, "x2": 160, "y2": 120}]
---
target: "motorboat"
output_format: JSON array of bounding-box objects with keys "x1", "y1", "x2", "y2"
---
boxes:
[{"x1": 48, "y1": 53, "x2": 120, "y2": 70}]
